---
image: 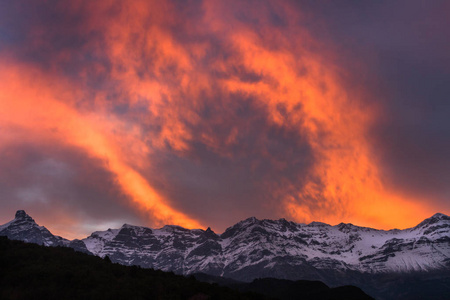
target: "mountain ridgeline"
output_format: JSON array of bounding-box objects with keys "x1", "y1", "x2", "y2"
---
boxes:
[
  {"x1": 1, "y1": 210, "x2": 449, "y2": 299},
  {"x1": 0, "y1": 236, "x2": 376, "y2": 300}
]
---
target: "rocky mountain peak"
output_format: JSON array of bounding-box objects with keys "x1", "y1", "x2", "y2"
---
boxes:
[
  {"x1": 337, "y1": 222, "x2": 357, "y2": 233},
  {"x1": 220, "y1": 217, "x2": 260, "y2": 239},
  {"x1": 307, "y1": 221, "x2": 330, "y2": 227},
  {"x1": 240, "y1": 216, "x2": 259, "y2": 226},
  {"x1": 414, "y1": 212, "x2": 450, "y2": 229},
  {"x1": 430, "y1": 212, "x2": 449, "y2": 221},
  {"x1": 201, "y1": 227, "x2": 219, "y2": 240},
  {"x1": 1, "y1": 210, "x2": 62, "y2": 247},
  {"x1": 15, "y1": 210, "x2": 35, "y2": 223},
  {"x1": 204, "y1": 226, "x2": 217, "y2": 236}
]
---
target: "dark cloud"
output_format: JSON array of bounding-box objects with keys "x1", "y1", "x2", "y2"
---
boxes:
[
  {"x1": 292, "y1": 0, "x2": 450, "y2": 210},
  {"x1": 0, "y1": 141, "x2": 142, "y2": 238},
  {"x1": 137, "y1": 87, "x2": 314, "y2": 231},
  {"x1": 0, "y1": 0, "x2": 449, "y2": 238},
  {"x1": 0, "y1": 0, "x2": 113, "y2": 97}
]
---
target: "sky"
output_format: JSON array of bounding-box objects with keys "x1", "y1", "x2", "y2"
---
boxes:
[{"x1": 0, "y1": 0, "x2": 449, "y2": 239}]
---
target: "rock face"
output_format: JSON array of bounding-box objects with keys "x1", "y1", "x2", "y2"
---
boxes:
[
  {"x1": 0, "y1": 210, "x2": 89, "y2": 253},
  {"x1": 1, "y1": 210, "x2": 449, "y2": 281},
  {"x1": 80, "y1": 213, "x2": 450, "y2": 282}
]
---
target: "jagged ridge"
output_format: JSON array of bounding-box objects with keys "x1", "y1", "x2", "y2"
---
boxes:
[{"x1": 1, "y1": 211, "x2": 449, "y2": 281}]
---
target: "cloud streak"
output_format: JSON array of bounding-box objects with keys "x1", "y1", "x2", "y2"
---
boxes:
[{"x1": 0, "y1": 60, "x2": 202, "y2": 236}]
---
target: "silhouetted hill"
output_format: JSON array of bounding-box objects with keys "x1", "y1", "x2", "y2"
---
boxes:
[
  {"x1": 192, "y1": 273, "x2": 373, "y2": 300},
  {"x1": 236, "y1": 278, "x2": 373, "y2": 300}
]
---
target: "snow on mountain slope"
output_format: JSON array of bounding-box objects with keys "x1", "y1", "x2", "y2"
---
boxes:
[
  {"x1": 78, "y1": 212, "x2": 449, "y2": 279},
  {"x1": 0, "y1": 210, "x2": 90, "y2": 253},
  {"x1": 1, "y1": 210, "x2": 449, "y2": 281},
  {"x1": 0, "y1": 210, "x2": 67, "y2": 246}
]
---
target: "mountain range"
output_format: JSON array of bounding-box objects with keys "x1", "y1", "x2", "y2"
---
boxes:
[{"x1": 1, "y1": 210, "x2": 449, "y2": 299}]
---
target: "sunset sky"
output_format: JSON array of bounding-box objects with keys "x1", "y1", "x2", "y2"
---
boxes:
[{"x1": 1, "y1": 0, "x2": 449, "y2": 239}]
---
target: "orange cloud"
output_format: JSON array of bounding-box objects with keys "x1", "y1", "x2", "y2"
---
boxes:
[
  {"x1": 0, "y1": 0, "x2": 439, "y2": 235},
  {"x1": 0, "y1": 60, "x2": 203, "y2": 234},
  {"x1": 202, "y1": 3, "x2": 434, "y2": 229}
]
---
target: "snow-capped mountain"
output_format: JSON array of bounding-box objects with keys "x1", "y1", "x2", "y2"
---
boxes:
[
  {"x1": 1, "y1": 210, "x2": 449, "y2": 281},
  {"x1": 2, "y1": 210, "x2": 448, "y2": 299},
  {"x1": 80, "y1": 213, "x2": 450, "y2": 281},
  {"x1": 0, "y1": 210, "x2": 89, "y2": 253}
]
